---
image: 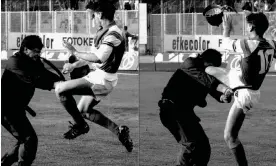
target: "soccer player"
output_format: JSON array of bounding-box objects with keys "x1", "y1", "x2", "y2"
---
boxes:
[
  {"x1": 55, "y1": 0, "x2": 133, "y2": 152},
  {"x1": 205, "y1": 12, "x2": 276, "y2": 165},
  {"x1": 159, "y1": 49, "x2": 233, "y2": 166},
  {"x1": 1, "y1": 35, "x2": 62, "y2": 166}
]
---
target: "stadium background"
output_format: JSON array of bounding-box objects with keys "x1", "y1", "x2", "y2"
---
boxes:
[
  {"x1": 1, "y1": 0, "x2": 276, "y2": 72},
  {"x1": 1, "y1": 0, "x2": 139, "y2": 71},
  {"x1": 139, "y1": 0, "x2": 276, "y2": 72}
]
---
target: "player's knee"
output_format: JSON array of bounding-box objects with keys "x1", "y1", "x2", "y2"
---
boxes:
[
  {"x1": 224, "y1": 132, "x2": 240, "y2": 149},
  {"x1": 54, "y1": 84, "x2": 63, "y2": 95},
  {"x1": 54, "y1": 83, "x2": 68, "y2": 99}
]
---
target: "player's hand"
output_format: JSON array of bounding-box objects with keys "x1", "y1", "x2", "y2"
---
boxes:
[
  {"x1": 220, "y1": 88, "x2": 233, "y2": 103},
  {"x1": 224, "y1": 88, "x2": 233, "y2": 97},
  {"x1": 222, "y1": 12, "x2": 233, "y2": 32},
  {"x1": 62, "y1": 63, "x2": 75, "y2": 74},
  {"x1": 220, "y1": 94, "x2": 232, "y2": 103},
  {"x1": 63, "y1": 41, "x2": 77, "y2": 55},
  {"x1": 189, "y1": 53, "x2": 200, "y2": 58}
]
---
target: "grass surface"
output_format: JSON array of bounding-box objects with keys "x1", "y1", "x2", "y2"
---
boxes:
[
  {"x1": 139, "y1": 72, "x2": 276, "y2": 166},
  {"x1": 2, "y1": 70, "x2": 276, "y2": 166},
  {"x1": 1, "y1": 72, "x2": 139, "y2": 166}
]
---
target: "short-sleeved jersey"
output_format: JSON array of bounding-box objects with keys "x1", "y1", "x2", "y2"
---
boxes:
[
  {"x1": 223, "y1": 38, "x2": 276, "y2": 90},
  {"x1": 94, "y1": 22, "x2": 125, "y2": 73}
]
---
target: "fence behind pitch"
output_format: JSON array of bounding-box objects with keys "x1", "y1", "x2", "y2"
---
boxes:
[
  {"x1": 1, "y1": 10, "x2": 138, "y2": 51},
  {"x1": 147, "y1": 12, "x2": 276, "y2": 54}
]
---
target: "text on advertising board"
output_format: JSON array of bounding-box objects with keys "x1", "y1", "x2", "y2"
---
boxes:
[{"x1": 172, "y1": 36, "x2": 210, "y2": 51}]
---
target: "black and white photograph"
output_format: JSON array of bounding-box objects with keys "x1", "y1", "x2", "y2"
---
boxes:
[
  {"x1": 1, "y1": 0, "x2": 276, "y2": 166},
  {"x1": 1, "y1": 0, "x2": 139, "y2": 165},
  {"x1": 139, "y1": 0, "x2": 276, "y2": 166}
]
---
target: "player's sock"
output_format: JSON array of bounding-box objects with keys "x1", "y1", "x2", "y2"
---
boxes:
[
  {"x1": 1, "y1": 153, "x2": 17, "y2": 166},
  {"x1": 59, "y1": 94, "x2": 87, "y2": 126},
  {"x1": 231, "y1": 143, "x2": 248, "y2": 166},
  {"x1": 2, "y1": 143, "x2": 20, "y2": 166},
  {"x1": 85, "y1": 109, "x2": 119, "y2": 136}
]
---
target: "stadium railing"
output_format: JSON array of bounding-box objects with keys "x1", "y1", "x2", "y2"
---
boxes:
[
  {"x1": 1, "y1": 10, "x2": 138, "y2": 51},
  {"x1": 147, "y1": 12, "x2": 276, "y2": 55}
]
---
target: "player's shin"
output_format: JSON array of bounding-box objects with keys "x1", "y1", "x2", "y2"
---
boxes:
[
  {"x1": 231, "y1": 143, "x2": 248, "y2": 166},
  {"x1": 83, "y1": 108, "x2": 119, "y2": 136},
  {"x1": 59, "y1": 94, "x2": 87, "y2": 126}
]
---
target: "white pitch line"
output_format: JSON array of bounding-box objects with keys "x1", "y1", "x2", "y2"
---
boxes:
[
  {"x1": 118, "y1": 73, "x2": 276, "y2": 77},
  {"x1": 118, "y1": 72, "x2": 138, "y2": 76},
  {"x1": 117, "y1": 72, "x2": 276, "y2": 77}
]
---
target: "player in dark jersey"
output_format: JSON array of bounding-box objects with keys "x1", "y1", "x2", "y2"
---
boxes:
[
  {"x1": 56, "y1": 0, "x2": 133, "y2": 152},
  {"x1": 205, "y1": 12, "x2": 276, "y2": 165},
  {"x1": 159, "y1": 49, "x2": 233, "y2": 166},
  {"x1": 1, "y1": 35, "x2": 61, "y2": 166}
]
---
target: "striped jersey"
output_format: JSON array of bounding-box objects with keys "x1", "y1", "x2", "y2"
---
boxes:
[{"x1": 93, "y1": 22, "x2": 125, "y2": 73}]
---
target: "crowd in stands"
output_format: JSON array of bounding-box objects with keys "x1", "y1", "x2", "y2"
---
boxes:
[
  {"x1": 212, "y1": 0, "x2": 276, "y2": 12},
  {"x1": 122, "y1": 0, "x2": 139, "y2": 10},
  {"x1": 56, "y1": 0, "x2": 138, "y2": 11}
]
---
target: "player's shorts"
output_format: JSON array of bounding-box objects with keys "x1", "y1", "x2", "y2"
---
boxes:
[
  {"x1": 83, "y1": 68, "x2": 118, "y2": 99},
  {"x1": 234, "y1": 88, "x2": 260, "y2": 114}
]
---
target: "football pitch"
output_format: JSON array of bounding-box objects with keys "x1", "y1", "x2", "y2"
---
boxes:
[
  {"x1": 1, "y1": 71, "x2": 139, "y2": 166},
  {"x1": 139, "y1": 72, "x2": 276, "y2": 166},
  {"x1": 1, "y1": 70, "x2": 276, "y2": 166}
]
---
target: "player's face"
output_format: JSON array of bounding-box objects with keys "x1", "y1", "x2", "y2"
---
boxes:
[
  {"x1": 93, "y1": 12, "x2": 102, "y2": 26},
  {"x1": 25, "y1": 48, "x2": 41, "y2": 61},
  {"x1": 245, "y1": 22, "x2": 253, "y2": 37}
]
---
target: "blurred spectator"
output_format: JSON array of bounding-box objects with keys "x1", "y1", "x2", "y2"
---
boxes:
[
  {"x1": 234, "y1": 0, "x2": 245, "y2": 12},
  {"x1": 70, "y1": 0, "x2": 79, "y2": 10},
  {"x1": 122, "y1": 25, "x2": 138, "y2": 52},
  {"x1": 124, "y1": 1, "x2": 131, "y2": 10},
  {"x1": 56, "y1": 0, "x2": 79, "y2": 10},
  {"x1": 242, "y1": 0, "x2": 254, "y2": 12},
  {"x1": 254, "y1": 0, "x2": 275, "y2": 11},
  {"x1": 130, "y1": 0, "x2": 135, "y2": 10},
  {"x1": 135, "y1": 0, "x2": 139, "y2": 10}
]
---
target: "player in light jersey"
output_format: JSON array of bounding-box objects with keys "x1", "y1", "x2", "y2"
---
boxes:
[
  {"x1": 55, "y1": 0, "x2": 133, "y2": 152},
  {"x1": 205, "y1": 12, "x2": 276, "y2": 165}
]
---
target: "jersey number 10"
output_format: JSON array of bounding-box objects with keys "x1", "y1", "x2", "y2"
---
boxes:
[{"x1": 259, "y1": 49, "x2": 274, "y2": 74}]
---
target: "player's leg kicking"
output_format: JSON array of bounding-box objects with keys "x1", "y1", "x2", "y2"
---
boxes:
[
  {"x1": 55, "y1": 75, "x2": 133, "y2": 152},
  {"x1": 78, "y1": 96, "x2": 133, "y2": 152}
]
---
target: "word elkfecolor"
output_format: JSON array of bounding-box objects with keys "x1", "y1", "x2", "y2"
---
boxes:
[
  {"x1": 172, "y1": 36, "x2": 210, "y2": 51},
  {"x1": 17, "y1": 35, "x2": 54, "y2": 49}
]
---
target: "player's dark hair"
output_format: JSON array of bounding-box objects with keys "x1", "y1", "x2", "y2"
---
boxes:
[
  {"x1": 246, "y1": 12, "x2": 269, "y2": 37},
  {"x1": 124, "y1": 26, "x2": 128, "y2": 30},
  {"x1": 199, "y1": 48, "x2": 222, "y2": 67},
  {"x1": 19, "y1": 35, "x2": 44, "y2": 54},
  {"x1": 86, "y1": 0, "x2": 117, "y2": 21}
]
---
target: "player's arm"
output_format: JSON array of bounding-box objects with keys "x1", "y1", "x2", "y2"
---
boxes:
[
  {"x1": 222, "y1": 13, "x2": 243, "y2": 53},
  {"x1": 181, "y1": 57, "x2": 232, "y2": 102},
  {"x1": 35, "y1": 68, "x2": 61, "y2": 91}
]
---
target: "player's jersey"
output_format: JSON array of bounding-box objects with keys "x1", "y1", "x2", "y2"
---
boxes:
[
  {"x1": 161, "y1": 57, "x2": 222, "y2": 107},
  {"x1": 223, "y1": 38, "x2": 276, "y2": 90},
  {"x1": 2, "y1": 52, "x2": 60, "y2": 109},
  {"x1": 94, "y1": 22, "x2": 125, "y2": 74},
  {"x1": 240, "y1": 39, "x2": 275, "y2": 89}
]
